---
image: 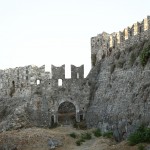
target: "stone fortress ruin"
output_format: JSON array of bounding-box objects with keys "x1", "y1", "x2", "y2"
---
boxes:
[
  {"x1": 0, "y1": 64, "x2": 90, "y2": 128},
  {"x1": 0, "y1": 16, "x2": 150, "y2": 133},
  {"x1": 91, "y1": 16, "x2": 150, "y2": 66}
]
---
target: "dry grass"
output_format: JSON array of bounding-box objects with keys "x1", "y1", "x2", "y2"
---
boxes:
[{"x1": 0, "y1": 126, "x2": 140, "y2": 150}]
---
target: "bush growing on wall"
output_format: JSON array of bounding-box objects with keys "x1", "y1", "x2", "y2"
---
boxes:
[{"x1": 140, "y1": 45, "x2": 150, "y2": 66}]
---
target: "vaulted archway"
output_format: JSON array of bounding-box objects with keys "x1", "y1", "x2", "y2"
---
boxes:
[{"x1": 58, "y1": 101, "x2": 76, "y2": 125}]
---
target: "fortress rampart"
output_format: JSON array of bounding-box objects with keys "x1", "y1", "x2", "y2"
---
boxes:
[
  {"x1": 0, "y1": 64, "x2": 84, "y2": 97},
  {"x1": 0, "y1": 64, "x2": 89, "y2": 130},
  {"x1": 91, "y1": 16, "x2": 150, "y2": 66}
]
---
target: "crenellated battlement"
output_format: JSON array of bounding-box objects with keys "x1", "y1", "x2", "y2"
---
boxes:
[
  {"x1": 0, "y1": 64, "x2": 85, "y2": 91},
  {"x1": 91, "y1": 16, "x2": 150, "y2": 66}
]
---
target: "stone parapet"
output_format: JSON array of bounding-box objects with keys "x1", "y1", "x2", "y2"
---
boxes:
[{"x1": 91, "y1": 16, "x2": 150, "y2": 66}]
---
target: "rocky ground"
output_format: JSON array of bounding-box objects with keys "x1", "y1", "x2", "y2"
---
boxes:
[{"x1": 0, "y1": 126, "x2": 147, "y2": 150}]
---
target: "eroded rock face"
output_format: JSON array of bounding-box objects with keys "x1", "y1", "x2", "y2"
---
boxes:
[{"x1": 86, "y1": 39, "x2": 150, "y2": 140}]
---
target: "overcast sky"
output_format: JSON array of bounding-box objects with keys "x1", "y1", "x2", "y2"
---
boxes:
[{"x1": 0, "y1": 0, "x2": 150, "y2": 77}]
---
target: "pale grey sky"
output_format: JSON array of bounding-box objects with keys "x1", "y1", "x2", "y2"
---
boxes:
[{"x1": 0, "y1": 0, "x2": 150, "y2": 77}]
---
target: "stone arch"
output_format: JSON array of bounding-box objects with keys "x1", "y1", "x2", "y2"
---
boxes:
[
  {"x1": 56, "y1": 99, "x2": 79, "y2": 113},
  {"x1": 57, "y1": 100, "x2": 79, "y2": 125}
]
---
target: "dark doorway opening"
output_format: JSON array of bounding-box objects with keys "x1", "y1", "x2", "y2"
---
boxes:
[
  {"x1": 80, "y1": 114, "x2": 83, "y2": 121},
  {"x1": 51, "y1": 115, "x2": 54, "y2": 126},
  {"x1": 58, "y1": 101, "x2": 76, "y2": 125}
]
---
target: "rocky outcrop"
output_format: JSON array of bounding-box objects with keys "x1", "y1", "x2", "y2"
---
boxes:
[{"x1": 86, "y1": 39, "x2": 150, "y2": 140}]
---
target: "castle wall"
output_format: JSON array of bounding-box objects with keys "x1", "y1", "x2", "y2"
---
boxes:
[
  {"x1": 71, "y1": 65, "x2": 84, "y2": 79},
  {"x1": 0, "y1": 64, "x2": 90, "y2": 131},
  {"x1": 91, "y1": 16, "x2": 150, "y2": 67},
  {"x1": 51, "y1": 65, "x2": 65, "y2": 79},
  {"x1": 87, "y1": 36, "x2": 150, "y2": 140}
]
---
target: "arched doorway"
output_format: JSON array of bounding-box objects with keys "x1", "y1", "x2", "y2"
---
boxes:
[{"x1": 58, "y1": 101, "x2": 76, "y2": 125}]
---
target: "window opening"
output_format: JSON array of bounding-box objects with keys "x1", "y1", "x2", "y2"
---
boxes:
[
  {"x1": 12, "y1": 81, "x2": 15, "y2": 86},
  {"x1": 77, "y1": 73, "x2": 79, "y2": 79},
  {"x1": 58, "y1": 79, "x2": 62, "y2": 86},
  {"x1": 80, "y1": 114, "x2": 83, "y2": 121},
  {"x1": 37, "y1": 79, "x2": 40, "y2": 85},
  {"x1": 51, "y1": 115, "x2": 54, "y2": 126}
]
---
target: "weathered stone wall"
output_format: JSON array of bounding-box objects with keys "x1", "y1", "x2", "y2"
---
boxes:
[
  {"x1": 86, "y1": 39, "x2": 150, "y2": 140},
  {"x1": 0, "y1": 64, "x2": 90, "y2": 131},
  {"x1": 91, "y1": 16, "x2": 150, "y2": 67}
]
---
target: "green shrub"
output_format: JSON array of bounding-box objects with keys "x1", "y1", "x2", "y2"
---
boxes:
[
  {"x1": 103, "y1": 131, "x2": 113, "y2": 138},
  {"x1": 93, "y1": 129, "x2": 102, "y2": 137},
  {"x1": 69, "y1": 132, "x2": 77, "y2": 138},
  {"x1": 75, "y1": 132, "x2": 92, "y2": 146},
  {"x1": 81, "y1": 132, "x2": 92, "y2": 140},
  {"x1": 76, "y1": 140, "x2": 82, "y2": 146},
  {"x1": 138, "y1": 144, "x2": 145, "y2": 150},
  {"x1": 128, "y1": 125, "x2": 150, "y2": 146},
  {"x1": 79, "y1": 138, "x2": 85, "y2": 143},
  {"x1": 140, "y1": 45, "x2": 150, "y2": 66},
  {"x1": 92, "y1": 54, "x2": 97, "y2": 66},
  {"x1": 128, "y1": 131, "x2": 144, "y2": 146},
  {"x1": 76, "y1": 138, "x2": 86, "y2": 146}
]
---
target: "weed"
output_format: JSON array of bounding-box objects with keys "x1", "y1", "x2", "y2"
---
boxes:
[
  {"x1": 92, "y1": 54, "x2": 97, "y2": 66},
  {"x1": 76, "y1": 140, "x2": 81, "y2": 146},
  {"x1": 93, "y1": 129, "x2": 102, "y2": 137},
  {"x1": 69, "y1": 132, "x2": 77, "y2": 139},
  {"x1": 138, "y1": 144, "x2": 145, "y2": 150},
  {"x1": 81, "y1": 132, "x2": 92, "y2": 140},
  {"x1": 128, "y1": 125, "x2": 150, "y2": 146},
  {"x1": 140, "y1": 45, "x2": 150, "y2": 66},
  {"x1": 103, "y1": 131, "x2": 113, "y2": 138}
]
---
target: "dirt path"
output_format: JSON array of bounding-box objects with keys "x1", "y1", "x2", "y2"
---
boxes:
[{"x1": 0, "y1": 126, "x2": 139, "y2": 150}]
